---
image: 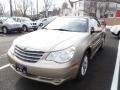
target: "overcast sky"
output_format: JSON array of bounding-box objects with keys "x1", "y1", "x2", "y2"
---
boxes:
[
  {"x1": 0, "y1": 0, "x2": 67, "y2": 13},
  {"x1": 0, "y1": 0, "x2": 78, "y2": 15}
]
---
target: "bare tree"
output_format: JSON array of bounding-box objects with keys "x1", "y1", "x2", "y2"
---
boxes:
[
  {"x1": 17, "y1": 0, "x2": 31, "y2": 16},
  {"x1": 85, "y1": 1, "x2": 97, "y2": 16},
  {"x1": 36, "y1": 0, "x2": 38, "y2": 18},
  {"x1": 12, "y1": 9, "x2": 22, "y2": 16},
  {"x1": 62, "y1": 2, "x2": 68, "y2": 10},
  {"x1": 0, "y1": 2, "x2": 5, "y2": 15},
  {"x1": 13, "y1": 0, "x2": 21, "y2": 16},
  {"x1": 30, "y1": 0, "x2": 33, "y2": 17},
  {"x1": 43, "y1": 0, "x2": 53, "y2": 17},
  {"x1": 9, "y1": 0, "x2": 13, "y2": 16},
  {"x1": 61, "y1": 2, "x2": 68, "y2": 15},
  {"x1": 52, "y1": 7, "x2": 60, "y2": 16},
  {"x1": 84, "y1": 0, "x2": 111, "y2": 18}
]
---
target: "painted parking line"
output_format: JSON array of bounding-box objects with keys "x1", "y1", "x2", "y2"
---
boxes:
[
  {"x1": 0, "y1": 64, "x2": 10, "y2": 70},
  {"x1": 111, "y1": 40, "x2": 120, "y2": 90},
  {"x1": 0, "y1": 34, "x2": 6, "y2": 37},
  {"x1": 0, "y1": 53, "x2": 7, "y2": 59}
]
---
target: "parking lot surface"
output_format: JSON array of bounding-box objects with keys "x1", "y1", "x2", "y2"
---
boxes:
[{"x1": 0, "y1": 31, "x2": 120, "y2": 90}]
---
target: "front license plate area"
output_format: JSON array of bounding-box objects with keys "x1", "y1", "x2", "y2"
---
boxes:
[{"x1": 15, "y1": 64, "x2": 27, "y2": 74}]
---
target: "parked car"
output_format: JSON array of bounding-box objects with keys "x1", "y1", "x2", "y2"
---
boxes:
[
  {"x1": 36, "y1": 16, "x2": 57, "y2": 28},
  {"x1": 8, "y1": 16, "x2": 105, "y2": 85},
  {"x1": 110, "y1": 25, "x2": 120, "y2": 39},
  {"x1": 36, "y1": 19, "x2": 43, "y2": 27},
  {"x1": 0, "y1": 17, "x2": 8, "y2": 21},
  {"x1": 0, "y1": 18, "x2": 22, "y2": 34},
  {"x1": 12, "y1": 17, "x2": 38, "y2": 31}
]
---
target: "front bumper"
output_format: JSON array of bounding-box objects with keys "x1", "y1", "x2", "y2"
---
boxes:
[
  {"x1": 28, "y1": 26, "x2": 38, "y2": 30},
  {"x1": 10, "y1": 64, "x2": 65, "y2": 85},
  {"x1": 8, "y1": 51, "x2": 78, "y2": 85}
]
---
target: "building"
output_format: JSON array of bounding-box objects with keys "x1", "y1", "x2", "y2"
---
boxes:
[{"x1": 67, "y1": 0, "x2": 120, "y2": 18}]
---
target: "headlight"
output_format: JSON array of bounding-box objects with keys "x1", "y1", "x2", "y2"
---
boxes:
[{"x1": 46, "y1": 47, "x2": 75, "y2": 63}]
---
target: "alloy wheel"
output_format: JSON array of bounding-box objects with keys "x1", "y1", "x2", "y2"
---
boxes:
[
  {"x1": 81, "y1": 55, "x2": 88, "y2": 76},
  {"x1": 2, "y1": 27, "x2": 8, "y2": 34}
]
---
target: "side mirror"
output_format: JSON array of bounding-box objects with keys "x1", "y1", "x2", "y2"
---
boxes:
[
  {"x1": 38, "y1": 24, "x2": 45, "y2": 29},
  {"x1": 39, "y1": 23, "x2": 43, "y2": 27},
  {"x1": 90, "y1": 27, "x2": 94, "y2": 34}
]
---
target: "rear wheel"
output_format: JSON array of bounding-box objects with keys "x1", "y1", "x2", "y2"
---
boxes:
[
  {"x1": 76, "y1": 52, "x2": 89, "y2": 80},
  {"x1": 2, "y1": 27, "x2": 8, "y2": 34},
  {"x1": 22, "y1": 25, "x2": 28, "y2": 32}
]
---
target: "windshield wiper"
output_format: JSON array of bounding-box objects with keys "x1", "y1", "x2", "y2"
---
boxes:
[{"x1": 52, "y1": 29, "x2": 70, "y2": 31}]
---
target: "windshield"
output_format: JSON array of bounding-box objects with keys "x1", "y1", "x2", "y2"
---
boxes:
[
  {"x1": 5, "y1": 18, "x2": 15, "y2": 22},
  {"x1": 44, "y1": 17, "x2": 88, "y2": 32},
  {"x1": 22, "y1": 18, "x2": 31, "y2": 22}
]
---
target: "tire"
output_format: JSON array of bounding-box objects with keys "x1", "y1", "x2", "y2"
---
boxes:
[
  {"x1": 118, "y1": 32, "x2": 120, "y2": 39},
  {"x1": 22, "y1": 25, "x2": 28, "y2": 32},
  {"x1": 33, "y1": 28, "x2": 37, "y2": 31},
  {"x1": 76, "y1": 52, "x2": 89, "y2": 80},
  {"x1": 2, "y1": 27, "x2": 8, "y2": 34}
]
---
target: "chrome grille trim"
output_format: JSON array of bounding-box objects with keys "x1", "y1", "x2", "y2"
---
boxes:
[
  {"x1": 15, "y1": 46, "x2": 44, "y2": 62},
  {"x1": 15, "y1": 53, "x2": 38, "y2": 62},
  {"x1": 15, "y1": 46, "x2": 43, "y2": 56}
]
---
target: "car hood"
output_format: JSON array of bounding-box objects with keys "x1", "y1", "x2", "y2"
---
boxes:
[{"x1": 14, "y1": 30, "x2": 89, "y2": 52}]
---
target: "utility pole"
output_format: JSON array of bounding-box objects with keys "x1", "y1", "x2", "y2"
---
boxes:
[
  {"x1": 23, "y1": 0, "x2": 25, "y2": 16},
  {"x1": 31, "y1": 1, "x2": 33, "y2": 17},
  {"x1": 10, "y1": 0, "x2": 13, "y2": 16},
  {"x1": 36, "y1": 0, "x2": 38, "y2": 18}
]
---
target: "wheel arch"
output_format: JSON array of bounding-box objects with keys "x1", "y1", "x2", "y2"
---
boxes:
[
  {"x1": 82, "y1": 47, "x2": 92, "y2": 60},
  {"x1": 75, "y1": 46, "x2": 91, "y2": 79},
  {"x1": 22, "y1": 24, "x2": 27, "y2": 27},
  {"x1": 2, "y1": 26, "x2": 8, "y2": 29}
]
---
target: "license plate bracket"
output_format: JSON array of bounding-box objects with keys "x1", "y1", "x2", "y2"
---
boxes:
[{"x1": 15, "y1": 64, "x2": 27, "y2": 74}]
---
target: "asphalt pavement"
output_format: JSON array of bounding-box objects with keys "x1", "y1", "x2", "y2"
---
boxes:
[{"x1": 0, "y1": 31, "x2": 119, "y2": 90}]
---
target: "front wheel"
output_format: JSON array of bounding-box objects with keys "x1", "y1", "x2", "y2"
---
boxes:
[
  {"x1": 76, "y1": 52, "x2": 89, "y2": 80},
  {"x1": 22, "y1": 26, "x2": 28, "y2": 32}
]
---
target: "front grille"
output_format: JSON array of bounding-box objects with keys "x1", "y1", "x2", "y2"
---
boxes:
[
  {"x1": 14, "y1": 46, "x2": 44, "y2": 62},
  {"x1": 33, "y1": 23, "x2": 36, "y2": 25}
]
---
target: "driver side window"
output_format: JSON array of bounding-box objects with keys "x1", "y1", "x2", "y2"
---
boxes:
[
  {"x1": 17, "y1": 18, "x2": 21, "y2": 22},
  {"x1": 90, "y1": 19, "x2": 98, "y2": 28},
  {"x1": 90, "y1": 19, "x2": 100, "y2": 31}
]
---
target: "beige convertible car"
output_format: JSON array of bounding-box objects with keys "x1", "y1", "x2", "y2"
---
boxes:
[{"x1": 8, "y1": 16, "x2": 105, "y2": 85}]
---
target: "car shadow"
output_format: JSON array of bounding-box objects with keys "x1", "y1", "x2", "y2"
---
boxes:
[
  {"x1": 15, "y1": 77, "x2": 85, "y2": 90},
  {"x1": 14, "y1": 31, "x2": 118, "y2": 90},
  {"x1": 0, "y1": 31, "x2": 29, "y2": 37}
]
